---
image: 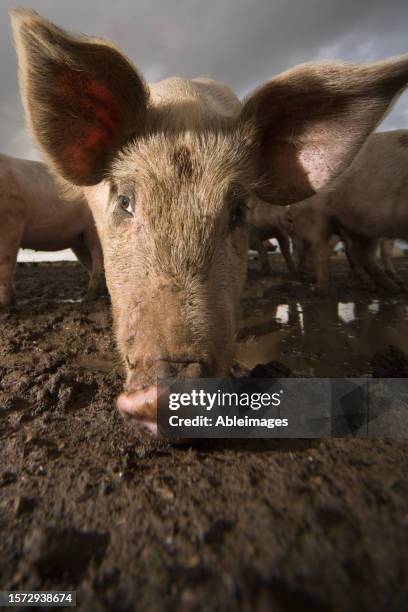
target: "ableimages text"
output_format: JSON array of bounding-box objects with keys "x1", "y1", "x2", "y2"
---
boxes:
[{"x1": 168, "y1": 414, "x2": 288, "y2": 429}]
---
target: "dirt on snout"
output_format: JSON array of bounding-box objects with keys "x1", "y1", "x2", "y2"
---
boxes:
[{"x1": 1, "y1": 258, "x2": 408, "y2": 612}]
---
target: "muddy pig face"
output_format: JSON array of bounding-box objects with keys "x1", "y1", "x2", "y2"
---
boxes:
[
  {"x1": 12, "y1": 9, "x2": 408, "y2": 429},
  {"x1": 89, "y1": 131, "x2": 255, "y2": 394}
]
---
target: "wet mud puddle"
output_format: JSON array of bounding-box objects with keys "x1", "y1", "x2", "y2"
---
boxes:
[{"x1": 237, "y1": 296, "x2": 408, "y2": 377}]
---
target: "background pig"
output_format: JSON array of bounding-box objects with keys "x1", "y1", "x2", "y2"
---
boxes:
[
  {"x1": 249, "y1": 199, "x2": 295, "y2": 274},
  {"x1": 281, "y1": 131, "x2": 408, "y2": 293},
  {"x1": 11, "y1": 9, "x2": 408, "y2": 429},
  {"x1": 0, "y1": 153, "x2": 103, "y2": 306}
]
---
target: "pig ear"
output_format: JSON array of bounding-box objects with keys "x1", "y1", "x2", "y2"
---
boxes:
[
  {"x1": 11, "y1": 9, "x2": 149, "y2": 186},
  {"x1": 241, "y1": 57, "x2": 408, "y2": 204}
]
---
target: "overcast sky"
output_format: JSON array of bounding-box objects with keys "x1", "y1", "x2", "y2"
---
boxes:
[{"x1": 1, "y1": 0, "x2": 408, "y2": 161}]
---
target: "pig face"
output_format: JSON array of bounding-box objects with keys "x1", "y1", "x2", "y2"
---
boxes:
[
  {"x1": 93, "y1": 130, "x2": 256, "y2": 388},
  {"x1": 11, "y1": 8, "x2": 408, "y2": 427}
]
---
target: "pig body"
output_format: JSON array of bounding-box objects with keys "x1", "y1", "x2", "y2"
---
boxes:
[
  {"x1": 249, "y1": 199, "x2": 295, "y2": 274},
  {"x1": 0, "y1": 153, "x2": 103, "y2": 305},
  {"x1": 11, "y1": 9, "x2": 408, "y2": 430},
  {"x1": 282, "y1": 131, "x2": 408, "y2": 293}
]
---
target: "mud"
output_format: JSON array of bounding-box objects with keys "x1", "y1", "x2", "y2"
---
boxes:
[{"x1": 1, "y1": 257, "x2": 408, "y2": 611}]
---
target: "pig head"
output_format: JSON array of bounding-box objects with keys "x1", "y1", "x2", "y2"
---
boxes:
[{"x1": 11, "y1": 8, "x2": 408, "y2": 429}]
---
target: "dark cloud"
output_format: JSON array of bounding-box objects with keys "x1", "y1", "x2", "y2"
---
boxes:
[{"x1": 1, "y1": 0, "x2": 407, "y2": 160}]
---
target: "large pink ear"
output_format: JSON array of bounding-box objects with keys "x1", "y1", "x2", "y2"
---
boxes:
[
  {"x1": 241, "y1": 57, "x2": 408, "y2": 204},
  {"x1": 11, "y1": 9, "x2": 149, "y2": 186}
]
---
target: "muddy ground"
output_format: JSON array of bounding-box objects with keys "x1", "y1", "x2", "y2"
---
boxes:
[{"x1": 1, "y1": 256, "x2": 408, "y2": 611}]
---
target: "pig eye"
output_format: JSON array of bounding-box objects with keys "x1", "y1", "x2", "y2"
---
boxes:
[
  {"x1": 118, "y1": 195, "x2": 134, "y2": 216},
  {"x1": 229, "y1": 190, "x2": 248, "y2": 230}
]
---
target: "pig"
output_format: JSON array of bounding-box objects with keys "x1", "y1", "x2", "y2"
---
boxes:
[
  {"x1": 0, "y1": 153, "x2": 103, "y2": 307},
  {"x1": 280, "y1": 131, "x2": 408, "y2": 294},
  {"x1": 11, "y1": 8, "x2": 408, "y2": 430},
  {"x1": 249, "y1": 199, "x2": 295, "y2": 274}
]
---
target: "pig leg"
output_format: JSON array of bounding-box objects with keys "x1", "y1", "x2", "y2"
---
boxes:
[
  {"x1": 259, "y1": 242, "x2": 270, "y2": 273},
  {"x1": 292, "y1": 238, "x2": 314, "y2": 279},
  {"x1": 347, "y1": 257, "x2": 368, "y2": 285},
  {"x1": 337, "y1": 230, "x2": 367, "y2": 284},
  {"x1": 71, "y1": 239, "x2": 92, "y2": 272},
  {"x1": 252, "y1": 234, "x2": 270, "y2": 273},
  {"x1": 344, "y1": 241, "x2": 368, "y2": 285},
  {"x1": 276, "y1": 232, "x2": 296, "y2": 275},
  {"x1": 349, "y1": 236, "x2": 400, "y2": 292},
  {"x1": 0, "y1": 222, "x2": 23, "y2": 307},
  {"x1": 380, "y1": 239, "x2": 403, "y2": 286},
  {"x1": 82, "y1": 228, "x2": 104, "y2": 299},
  {"x1": 72, "y1": 238, "x2": 102, "y2": 300},
  {"x1": 291, "y1": 236, "x2": 304, "y2": 270},
  {"x1": 310, "y1": 241, "x2": 334, "y2": 296}
]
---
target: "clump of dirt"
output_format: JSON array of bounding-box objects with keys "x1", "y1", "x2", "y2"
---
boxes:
[
  {"x1": 23, "y1": 527, "x2": 109, "y2": 582},
  {"x1": 371, "y1": 345, "x2": 408, "y2": 377},
  {"x1": 249, "y1": 361, "x2": 292, "y2": 378},
  {"x1": 0, "y1": 261, "x2": 408, "y2": 611}
]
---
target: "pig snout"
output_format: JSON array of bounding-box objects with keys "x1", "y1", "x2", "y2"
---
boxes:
[
  {"x1": 117, "y1": 385, "x2": 159, "y2": 433},
  {"x1": 117, "y1": 359, "x2": 208, "y2": 433}
]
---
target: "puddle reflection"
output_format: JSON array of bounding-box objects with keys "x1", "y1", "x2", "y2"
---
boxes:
[
  {"x1": 238, "y1": 300, "x2": 408, "y2": 376},
  {"x1": 18, "y1": 297, "x2": 83, "y2": 305}
]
